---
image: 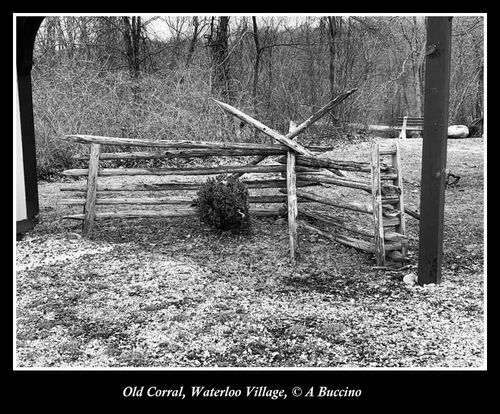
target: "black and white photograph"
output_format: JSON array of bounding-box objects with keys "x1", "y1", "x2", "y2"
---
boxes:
[{"x1": 14, "y1": 12, "x2": 486, "y2": 403}]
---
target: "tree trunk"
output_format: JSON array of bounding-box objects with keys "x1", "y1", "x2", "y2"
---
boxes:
[
  {"x1": 327, "y1": 17, "x2": 338, "y2": 98},
  {"x1": 251, "y1": 17, "x2": 263, "y2": 139},
  {"x1": 186, "y1": 16, "x2": 200, "y2": 67},
  {"x1": 208, "y1": 16, "x2": 232, "y2": 100},
  {"x1": 122, "y1": 16, "x2": 141, "y2": 78},
  {"x1": 122, "y1": 16, "x2": 142, "y2": 134},
  {"x1": 251, "y1": 17, "x2": 262, "y2": 103},
  {"x1": 327, "y1": 17, "x2": 340, "y2": 121}
]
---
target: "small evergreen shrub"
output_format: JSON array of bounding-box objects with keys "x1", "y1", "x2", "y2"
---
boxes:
[{"x1": 195, "y1": 174, "x2": 250, "y2": 231}]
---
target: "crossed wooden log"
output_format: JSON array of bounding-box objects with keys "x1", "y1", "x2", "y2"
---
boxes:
[{"x1": 211, "y1": 88, "x2": 358, "y2": 177}]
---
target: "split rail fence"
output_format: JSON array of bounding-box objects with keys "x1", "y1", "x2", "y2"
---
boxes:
[
  {"x1": 60, "y1": 89, "x2": 408, "y2": 265},
  {"x1": 59, "y1": 135, "x2": 326, "y2": 233}
]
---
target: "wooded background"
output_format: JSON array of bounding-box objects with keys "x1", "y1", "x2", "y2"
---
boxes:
[{"x1": 30, "y1": 16, "x2": 484, "y2": 178}]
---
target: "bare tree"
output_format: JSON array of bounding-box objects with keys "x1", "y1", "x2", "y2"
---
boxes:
[
  {"x1": 186, "y1": 16, "x2": 200, "y2": 67},
  {"x1": 207, "y1": 16, "x2": 232, "y2": 99},
  {"x1": 122, "y1": 16, "x2": 142, "y2": 78}
]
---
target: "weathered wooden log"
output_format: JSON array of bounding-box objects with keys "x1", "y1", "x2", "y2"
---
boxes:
[
  {"x1": 381, "y1": 183, "x2": 402, "y2": 196},
  {"x1": 60, "y1": 178, "x2": 318, "y2": 193},
  {"x1": 295, "y1": 155, "x2": 373, "y2": 172},
  {"x1": 380, "y1": 172, "x2": 398, "y2": 180},
  {"x1": 390, "y1": 140, "x2": 407, "y2": 258},
  {"x1": 404, "y1": 206, "x2": 420, "y2": 220},
  {"x1": 300, "y1": 205, "x2": 400, "y2": 227},
  {"x1": 371, "y1": 141, "x2": 386, "y2": 266},
  {"x1": 61, "y1": 197, "x2": 193, "y2": 206},
  {"x1": 67, "y1": 134, "x2": 336, "y2": 153},
  {"x1": 296, "y1": 173, "x2": 401, "y2": 198},
  {"x1": 76, "y1": 148, "x2": 289, "y2": 160},
  {"x1": 231, "y1": 89, "x2": 358, "y2": 178},
  {"x1": 279, "y1": 156, "x2": 397, "y2": 180},
  {"x1": 382, "y1": 208, "x2": 402, "y2": 218},
  {"x1": 294, "y1": 189, "x2": 373, "y2": 214},
  {"x1": 287, "y1": 125, "x2": 299, "y2": 262},
  {"x1": 63, "y1": 206, "x2": 283, "y2": 221},
  {"x1": 82, "y1": 143, "x2": 100, "y2": 235},
  {"x1": 62, "y1": 164, "x2": 321, "y2": 177},
  {"x1": 212, "y1": 99, "x2": 313, "y2": 155},
  {"x1": 299, "y1": 220, "x2": 402, "y2": 253},
  {"x1": 250, "y1": 207, "x2": 284, "y2": 216},
  {"x1": 378, "y1": 145, "x2": 397, "y2": 156},
  {"x1": 382, "y1": 215, "x2": 401, "y2": 227},
  {"x1": 61, "y1": 194, "x2": 309, "y2": 206},
  {"x1": 65, "y1": 135, "x2": 295, "y2": 151},
  {"x1": 250, "y1": 195, "x2": 294, "y2": 204},
  {"x1": 280, "y1": 154, "x2": 396, "y2": 174},
  {"x1": 305, "y1": 145, "x2": 336, "y2": 152},
  {"x1": 62, "y1": 164, "x2": 284, "y2": 177},
  {"x1": 288, "y1": 89, "x2": 358, "y2": 137},
  {"x1": 211, "y1": 99, "x2": 344, "y2": 177},
  {"x1": 381, "y1": 196, "x2": 401, "y2": 205},
  {"x1": 299, "y1": 208, "x2": 407, "y2": 243},
  {"x1": 297, "y1": 173, "x2": 372, "y2": 192},
  {"x1": 299, "y1": 208, "x2": 370, "y2": 237},
  {"x1": 63, "y1": 209, "x2": 198, "y2": 220}
]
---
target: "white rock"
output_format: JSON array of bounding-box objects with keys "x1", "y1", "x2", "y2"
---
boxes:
[
  {"x1": 448, "y1": 125, "x2": 469, "y2": 138},
  {"x1": 403, "y1": 273, "x2": 417, "y2": 285}
]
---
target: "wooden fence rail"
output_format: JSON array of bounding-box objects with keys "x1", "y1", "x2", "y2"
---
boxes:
[
  {"x1": 62, "y1": 164, "x2": 320, "y2": 178},
  {"x1": 60, "y1": 178, "x2": 317, "y2": 193}
]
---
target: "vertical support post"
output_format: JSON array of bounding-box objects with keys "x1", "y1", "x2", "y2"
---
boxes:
[
  {"x1": 287, "y1": 121, "x2": 299, "y2": 263},
  {"x1": 287, "y1": 150, "x2": 298, "y2": 263},
  {"x1": 418, "y1": 17, "x2": 453, "y2": 285},
  {"x1": 82, "y1": 143, "x2": 101, "y2": 236},
  {"x1": 371, "y1": 140, "x2": 385, "y2": 266},
  {"x1": 16, "y1": 17, "x2": 44, "y2": 234},
  {"x1": 399, "y1": 116, "x2": 408, "y2": 139},
  {"x1": 392, "y1": 141, "x2": 407, "y2": 259}
]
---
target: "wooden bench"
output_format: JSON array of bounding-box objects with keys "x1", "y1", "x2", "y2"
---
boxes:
[{"x1": 395, "y1": 116, "x2": 423, "y2": 139}]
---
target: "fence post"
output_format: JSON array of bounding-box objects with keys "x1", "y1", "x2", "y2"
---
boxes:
[
  {"x1": 287, "y1": 121, "x2": 299, "y2": 263},
  {"x1": 391, "y1": 141, "x2": 406, "y2": 259},
  {"x1": 371, "y1": 140, "x2": 385, "y2": 265},
  {"x1": 399, "y1": 116, "x2": 408, "y2": 139},
  {"x1": 82, "y1": 143, "x2": 100, "y2": 236}
]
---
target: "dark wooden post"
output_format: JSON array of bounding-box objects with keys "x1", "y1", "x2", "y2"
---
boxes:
[
  {"x1": 16, "y1": 17, "x2": 44, "y2": 235},
  {"x1": 417, "y1": 17, "x2": 453, "y2": 285}
]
